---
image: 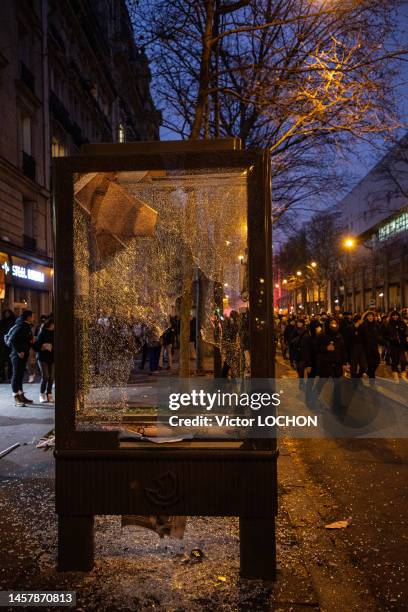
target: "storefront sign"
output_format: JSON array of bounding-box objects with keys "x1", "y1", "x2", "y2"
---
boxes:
[
  {"x1": 1, "y1": 255, "x2": 53, "y2": 291},
  {"x1": 10, "y1": 264, "x2": 45, "y2": 283}
]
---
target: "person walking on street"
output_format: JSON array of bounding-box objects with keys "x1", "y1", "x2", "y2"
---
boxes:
[
  {"x1": 343, "y1": 314, "x2": 367, "y2": 384},
  {"x1": 6, "y1": 310, "x2": 34, "y2": 406},
  {"x1": 284, "y1": 318, "x2": 297, "y2": 368},
  {"x1": 33, "y1": 316, "x2": 54, "y2": 403},
  {"x1": 313, "y1": 318, "x2": 347, "y2": 410},
  {"x1": 361, "y1": 311, "x2": 381, "y2": 383},
  {"x1": 301, "y1": 320, "x2": 323, "y2": 407},
  {"x1": 0, "y1": 309, "x2": 16, "y2": 382},
  {"x1": 159, "y1": 319, "x2": 176, "y2": 370},
  {"x1": 290, "y1": 319, "x2": 308, "y2": 389},
  {"x1": 384, "y1": 311, "x2": 408, "y2": 382},
  {"x1": 146, "y1": 327, "x2": 161, "y2": 375}
]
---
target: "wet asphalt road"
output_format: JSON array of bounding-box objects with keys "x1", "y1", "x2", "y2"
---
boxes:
[
  {"x1": 0, "y1": 369, "x2": 407, "y2": 610},
  {"x1": 277, "y1": 357, "x2": 408, "y2": 611}
]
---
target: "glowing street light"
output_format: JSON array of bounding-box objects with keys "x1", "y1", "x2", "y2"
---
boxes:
[
  {"x1": 342, "y1": 237, "x2": 356, "y2": 250},
  {"x1": 282, "y1": 279, "x2": 287, "y2": 285},
  {"x1": 275, "y1": 283, "x2": 279, "y2": 289},
  {"x1": 310, "y1": 261, "x2": 317, "y2": 268},
  {"x1": 296, "y1": 270, "x2": 302, "y2": 276}
]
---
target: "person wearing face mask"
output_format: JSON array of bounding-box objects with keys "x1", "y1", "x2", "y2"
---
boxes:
[
  {"x1": 290, "y1": 318, "x2": 308, "y2": 388},
  {"x1": 361, "y1": 310, "x2": 382, "y2": 383},
  {"x1": 313, "y1": 318, "x2": 347, "y2": 409},
  {"x1": 301, "y1": 319, "x2": 323, "y2": 407},
  {"x1": 284, "y1": 318, "x2": 297, "y2": 368},
  {"x1": 383, "y1": 310, "x2": 408, "y2": 382},
  {"x1": 343, "y1": 314, "x2": 367, "y2": 384}
]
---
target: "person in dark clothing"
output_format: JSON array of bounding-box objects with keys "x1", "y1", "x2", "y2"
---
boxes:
[
  {"x1": 0, "y1": 309, "x2": 16, "y2": 382},
  {"x1": 146, "y1": 327, "x2": 161, "y2": 375},
  {"x1": 290, "y1": 319, "x2": 308, "y2": 388},
  {"x1": 361, "y1": 311, "x2": 381, "y2": 382},
  {"x1": 171, "y1": 315, "x2": 181, "y2": 349},
  {"x1": 221, "y1": 311, "x2": 239, "y2": 378},
  {"x1": 301, "y1": 320, "x2": 323, "y2": 406},
  {"x1": 383, "y1": 311, "x2": 408, "y2": 382},
  {"x1": 283, "y1": 318, "x2": 297, "y2": 367},
  {"x1": 33, "y1": 316, "x2": 54, "y2": 402},
  {"x1": 343, "y1": 314, "x2": 367, "y2": 383},
  {"x1": 160, "y1": 321, "x2": 176, "y2": 370},
  {"x1": 338, "y1": 312, "x2": 352, "y2": 344},
  {"x1": 7, "y1": 310, "x2": 34, "y2": 406},
  {"x1": 34, "y1": 314, "x2": 47, "y2": 337},
  {"x1": 313, "y1": 318, "x2": 347, "y2": 409},
  {"x1": 380, "y1": 314, "x2": 391, "y2": 365}
]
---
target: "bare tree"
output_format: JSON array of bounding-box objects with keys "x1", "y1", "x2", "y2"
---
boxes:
[{"x1": 129, "y1": 0, "x2": 405, "y2": 222}]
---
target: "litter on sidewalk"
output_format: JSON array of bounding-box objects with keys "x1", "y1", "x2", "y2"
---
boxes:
[
  {"x1": 121, "y1": 515, "x2": 187, "y2": 539},
  {"x1": 325, "y1": 517, "x2": 353, "y2": 529},
  {"x1": 0, "y1": 442, "x2": 20, "y2": 459},
  {"x1": 36, "y1": 432, "x2": 55, "y2": 450}
]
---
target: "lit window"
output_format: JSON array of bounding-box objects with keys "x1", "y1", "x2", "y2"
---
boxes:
[
  {"x1": 378, "y1": 211, "x2": 408, "y2": 241},
  {"x1": 118, "y1": 123, "x2": 125, "y2": 143},
  {"x1": 52, "y1": 137, "x2": 66, "y2": 157}
]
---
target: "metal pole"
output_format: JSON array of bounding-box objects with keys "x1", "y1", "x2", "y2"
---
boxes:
[{"x1": 0, "y1": 443, "x2": 20, "y2": 459}]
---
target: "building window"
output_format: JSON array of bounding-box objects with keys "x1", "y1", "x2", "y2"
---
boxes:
[
  {"x1": 378, "y1": 211, "x2": 408, "y2": 241},
  {"x1": 21, "y1": 115, "x2": 36, "y2": 180},
  {"x1": 118, "y1": 123, "x2": 125, "y2": 143},
  {"x1": 14, "y1": 287, "x2": 29, "y2": 305},
  {"x1": 22, "y1": 116, "x2": 32, "y2": 154},
  {"x1": 23, "y1": 200, "x2": 34, "y2": 237},
  {"x1": 52, "y1": 137, "x2": 66, "y2": 157}
]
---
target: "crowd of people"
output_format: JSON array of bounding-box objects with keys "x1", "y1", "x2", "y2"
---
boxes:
[
  {"x1": 277, "y1": 309, "x2": 408, "y2": 406},
  {"x1": 0, "y1": 309, "x2": 54, "y2": 407},
  {"x1": 93, "y1": 312, "x2": 181, "y2": 376},
  {"x1": 4, "y1": 303, "x2": 407, "y2": 409}
]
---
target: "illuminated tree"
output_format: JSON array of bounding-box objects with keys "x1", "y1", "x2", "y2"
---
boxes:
[{"x1": 129, "y1": 0, "x2": 405, "y2": 222}]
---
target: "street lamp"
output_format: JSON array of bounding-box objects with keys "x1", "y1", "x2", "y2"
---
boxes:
[
  {"x1": 296, "y1": 270, "x2": 302, "y2": 276},
  {"x1": 342, "y1": 237, "x2": 356, "y2": 250},
  {"x1": 310, "y1": 261, "x2": 317, "y2": 268}
]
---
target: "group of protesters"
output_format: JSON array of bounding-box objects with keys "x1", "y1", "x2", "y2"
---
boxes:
[
  {"x1": 93, "y1": 312, "x2": 181, "y2": 376},
  {"x1": 277, "y1": 309, "x2": 408, "y2": 406}
]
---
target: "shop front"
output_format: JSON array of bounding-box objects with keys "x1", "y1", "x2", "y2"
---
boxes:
[{"x1": 0, "y1": 251, "x2": 53, "y2": 319}]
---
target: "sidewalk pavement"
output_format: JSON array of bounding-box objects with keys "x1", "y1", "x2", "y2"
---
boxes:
[
  {"x1": 0, "y1": 379, "x2": 386, "y2": 610},
  {"x1": 0, "y1": 382, "x2": 54, "y2": 479}
]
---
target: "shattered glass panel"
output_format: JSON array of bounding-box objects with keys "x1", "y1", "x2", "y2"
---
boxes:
[{"x1": 73, "y1": 167, "x2": 250, "y2": 429}]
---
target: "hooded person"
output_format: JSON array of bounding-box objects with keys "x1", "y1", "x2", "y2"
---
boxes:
[
  {"x1": 361, "y1": 311, "x2": 382, "y2": 382},
  {"x1": 6, "y1": 310, "x2": 34, "y2": 406},
  {"x1": 343, "y1": 313, "x2": 367, "y2": 383},
  {"x1": 290, "y1": 318, "x2": 308, "y2": 386},
  {"x1": 313, "y1": 318, "x2": 347, "y2": 410},
  {"x1": 301, "y1": 319, "x2": 323, "y2": 406},
  {"x1": 284, "y1": 318, "x2": 297, "y2": 367},
  {"x1": 383, "y1": 310, "x2": 408, "y2": 382}
]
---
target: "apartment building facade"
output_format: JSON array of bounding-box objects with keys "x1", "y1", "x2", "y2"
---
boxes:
[{"x1": 0, "y1": 0, "x2": 160, "y2": 319}]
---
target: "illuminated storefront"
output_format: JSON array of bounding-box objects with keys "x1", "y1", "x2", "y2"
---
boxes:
[{"x1": 0, "y1": 251, "x2": 53, "y2": 317}]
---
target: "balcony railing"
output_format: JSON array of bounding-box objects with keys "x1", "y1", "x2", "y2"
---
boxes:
[
  {"x1": 22, "y1": 151, "x2": 36, "y2": 181},
  {"x1": 20, "y1": 61, "x2": 35, "y2": 93}
]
